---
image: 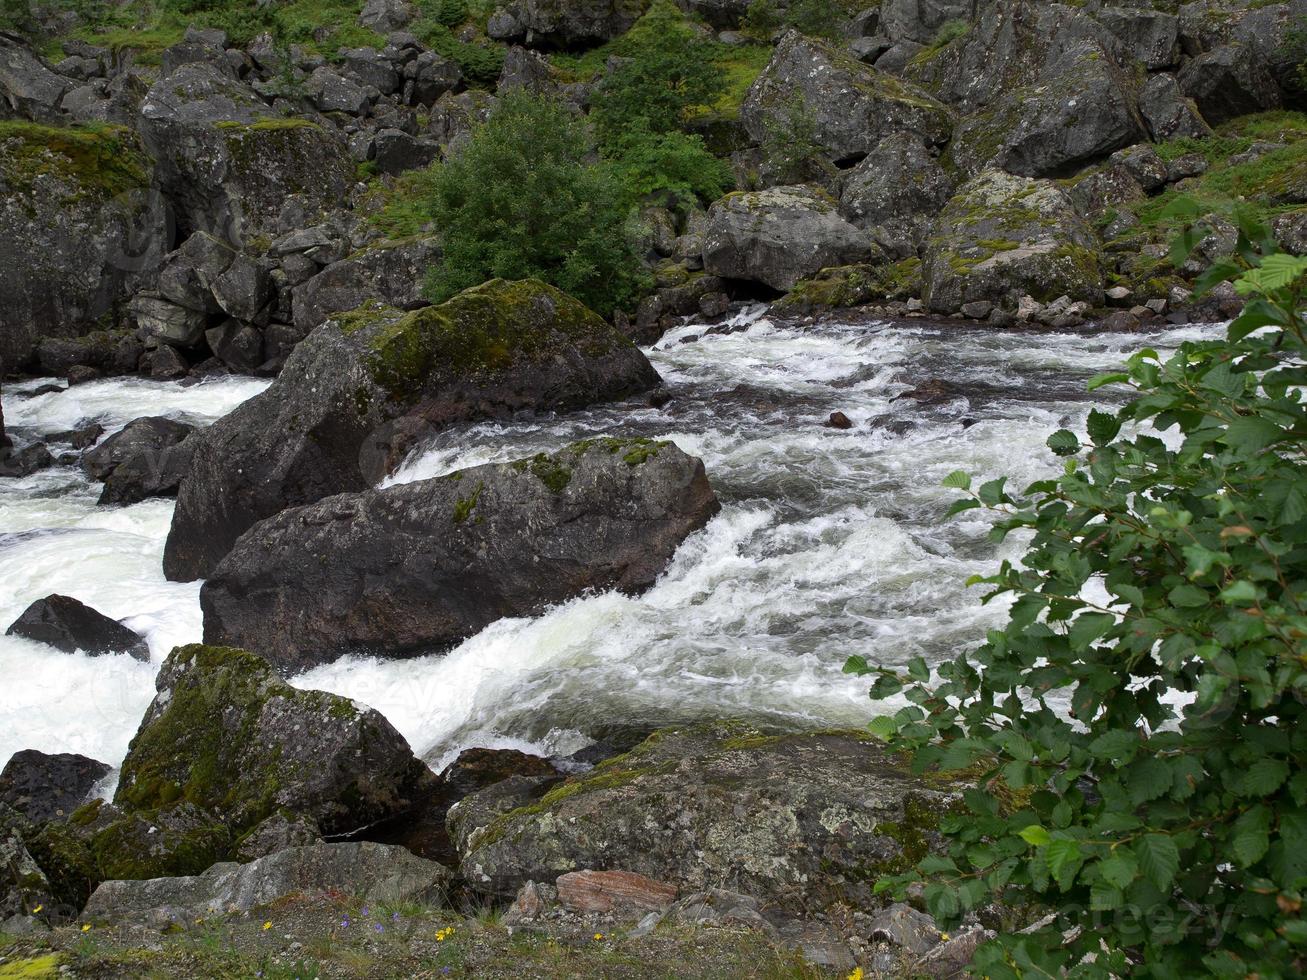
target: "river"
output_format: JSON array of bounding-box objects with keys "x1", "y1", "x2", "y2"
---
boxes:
[{"x1": 0, "y1": 309, "x2": 1215, "y2": 774}]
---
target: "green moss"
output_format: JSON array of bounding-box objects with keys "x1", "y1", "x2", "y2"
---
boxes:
[
  {"x1": 452, "y1": 482, "x2": 483, "y2": 523},
  {"x1": 215, "y1": 118, "x2": 318, "y2": 133},
  {"x1": 526, "y1": 454, "x2": 572, "y2": 493},
  {"x1": 0, "y1": 121, "x2": 149, "y2": 201},
  {"x1": 0, "y1": 955, "x2": 61, "y2": 979}
]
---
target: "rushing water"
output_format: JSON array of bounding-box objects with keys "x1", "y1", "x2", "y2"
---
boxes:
[{"x1": 0, "y1": 312, "x2": 1217, "y2": 774}]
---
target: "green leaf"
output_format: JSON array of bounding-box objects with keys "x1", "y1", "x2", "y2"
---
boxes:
[
  {"x1": 941, "y1": 470, "x2": 971, "y2": 490},
  {"x1": 1240, "y1": 759, "x2": 1289, "y2": 796},
  {"x1": 1046, "y1": 429, "x2": 1080, "y2": 457},
  {"x1": 866, "y1": 716, "x2": 897, "y2": 738},
  {"x1": 945, "y1": 498, "x2": 982, "y2": 518},
  {"x1": 842, "y1": 655, "x2": 870, "y2": 675},
  {"x1": 1219, "y1": 580, "x2": 1259, "y2": 604},
  {"x1": 1045, "y1": 838, "x2": 1082, "y2": 887},
  {"x1": 1087, "y1": 372, "x2": 1130, "y2": 391},
  {"x1": 1168, "y1": 583, "x2": 1210, "y2": 608},
  {"x1": 977, "y1": 477, "x2": 1008, "y2": 506},
  {"x1": 1068, "y1": 612, "x2": 1115, "y2": 651},
  {"x1": 1086, "y1": 409, "x2": 1121, "y2": 446},
  {"x1": 1231, "y1": 806, "x2": 1271, "y2": 867},
  {"x1": 1223, "y1": 415, "x2": 1282, "y2": 453},
  {"x1": 1136, "y1": 834, "x2": 1180, "y2": 891},
  {"x1": 1097, "y1": 852, "x2": 1139, "y2": 890},
  {"x1": 1019, "y1": 825, "x2": 1051, "y2": 847}
]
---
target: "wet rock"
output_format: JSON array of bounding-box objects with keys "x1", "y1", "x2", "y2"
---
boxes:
[
  {"x1": 204, "y1": 321, "x2": 264, "y2": 374},
  {"x1": 0, "y1": 751, "x2": 110, "y2": 826},
  {"x1": 35, "y1": 331, "x2": 139, "y2": 379},
  {"x1": 923, "y1": 169, "x2": 1103, "y2": 315},
  {"x1": 0, "y1": 442, "x2": 54, "y2": 477},
  {"x1": 291, "y1": 237, "x2": 440, "y2": 333},
  {"x1": 1178, "y1": 43, "x2": 1281, "y2": 127},
  {"x1": 1139, "y1": 72, "x2": 1212, "y2": 141},
  {"x1": 1100, "y1": 310, "x2": 1140, "y2": 332},
  {"x1": 4, "y1": 594, "x2": 148, "y2": 660},
  {"x1": 447, "y1": 774, "x2": 563, "y2": 857},
  {"x1": 741, "y1": 31, "x2": 952, "y2": 165},
  {"x1": 115, "y1": 644, "x2": 437, "y2": 840},
  {"x1": 82, "y1": 416, "x2": 193, "y2": 483},
  {"x1": 130, "y1": 295, "x2": 208, "y2": 348},
  {"x1": 555, "y1": 869, "x2": 678, "y2": 915},
  {"x1": 703, "y1": 185, "x2": 875, "y2": 292},
  {"x1": 147, "y1": 343, "x2": 190, "y2": 380},
  {"x1": 165, "y1": 279, "x2": 659, "y2": 580},
  {"x1": 98, "y1": 435, "x2": 196, "y2": 506},
  {"x1": 83, "y1": 842, "x2": 450, "y2": 926},
  {"x1": 454, "y1": 721, "x2": 963, "y2": 913},
  {"x1": 200, "y1": 439, "x2": 718, "y2": 669},
  {"x1": 46, "y1": 423, "x2": 104, "y2": 450},
  {"x1": 439, "y1": 749, "x2": 558, "y2": 805},
  {"x1": 827, "y1": 411, "x2": 853, "y2": 429}
]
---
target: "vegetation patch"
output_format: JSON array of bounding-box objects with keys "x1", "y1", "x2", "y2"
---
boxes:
[{"x1": 0, "y1": 122, "x2": 149, "y2": 200}]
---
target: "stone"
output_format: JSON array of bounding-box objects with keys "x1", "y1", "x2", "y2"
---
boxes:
[
  {"x1": 204, "y1": 322, "x2": 264, "y2": 374},
  {"x1": 114, "y1": 644, "x2": 437, "y2": 840},
  {"x1": 148, "y1": 343, "x2": 190, "y2": 380},
  {"x1": 139, "y1": 63, "x2": 353, "y2": 248},
  {"x1": 555, "y1": 870, "x2": 678, "y2": 915},
  {"x1": 879, "y1": 0, "x2": 968, "y2": 43},
  {"x1": 922, "y1": 169, "x2": 1103, "y2": 315},
  {"x1": 0, "y1": 122, "x2": 164, "y2": 369},
  {"x1": 427, "y1": 89, "x2": 498, "y2": 153},
  {"x1": 0, "y1": 34, "x2": 68, "y2": 122},
  {"x1": 94, "y1": 433, "x2": 195, "y2": 503},
  {"x1": 359, "y1": 0, "x2": 415, "y2": 33},
  {"x1": 497, "y1": 45, "x2": 558, "y2": 95},
  {"x1": 405, "y1": 51, "x2": 463, "y2": 105},
  {"x1": 439, "y1": 749, "x2": 558, "y2": 806},
  {"x1": 165, "y1": 279, "x2": 660, "y2": 580},
  {"x1": 35, "y1": 331, "x2": 138, "y2": 378},
  {"x1": 1178, "y1": 44, "x2": 1281, "y2": 127},
  {"x1": 838, "y1": 133, "x2": 954, "y2": 253},
  {"x1": 291, "y1": 237, "x2": 440, "y2": 333},
  {"x1": 866, "y1": 902, "x2": 942, "y2": 955},
  {"x1": 485, "y1": 0, "x2": 649, "y2": 48},
  {"x1": 827, "y1": 411, "x2": 854, "y2": 429},
  {"x1": 914, "y1": 923, "x2": 994, "y2": 978},
  {"x1": 157, "y1": 232, "x2": 235, "y2": 314},
  {"x1": 130, "y1": 296, "x2": 207, "y2": 348},
  {"x1": 81, "y1": 416, "x2": 193, "y2": 482},
  {"x1": 504, "y1": 880, "x2": 554, "y2": 923},
  {"x1": 698, "y1": 291, "x2": 730, "y2": 318},
  {"x1": 209, "y1": 254, "x2": 274, "y2": 323},
  {"x1": 1066, "y1": 164, "x2": 1145, "y2": 223},
  {"x1": 1139, "y1": 72, "x2": 1212, "y2": 141},
  {"x1": 0, "y1": 751, "x2": 110, "y2": 826},
  {"x1": 47, "y1": 423, "x2": 104, "y2": 450},
  {"x1": 4, "y1": 595, "x2": 148, "y2": 660},
  {"x1": 340, "y1": 46, "x2": 400, "y2": 94},
  {"x1": 230, "y1": 812, "x2": 322, "y2": 863},
  {"x1": 1111, "y1": 144, "x2": 1167, "y2": 193},
  {"x1": 373, "y1": 128, "x2": 441, "y2": 175},
  {"x1": 0, "y1": 442, "x2": 54, "y2": 477},
  {"x1": 454, "y1": 721, "x2": 963, "y2": 914},
  {"x1": 1094, "y1": 5, "x2": 1179, "y2": 69},
  {"x1": 160, "y1": 27, "x2": 232, "y2": 80},
  {"x1": 0, "y1": 829, "x2": 54, "y2": 933},
  {"x1": 702, "y1": 185, "x2": 875, "y2": 292},
  {"x1": 200, "y1": 439, "x2": 718, "y2": 669},
  {"x1": 740, "y1": 31, "x2": 952, "y2": 166},
  {"x1": 960, "y1": 300, "x2": 992, "y2": 320},
  {"x1": 83, "y1": 842, "x2": 449, "y2": 926}
]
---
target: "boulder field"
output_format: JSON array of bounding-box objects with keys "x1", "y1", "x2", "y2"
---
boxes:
[
  {"x1": 200, "y1": 438, "x2": 719, "y2": 670},
  {"x1": 163, "y1": 277, "x2": 660, "y2": 580}
]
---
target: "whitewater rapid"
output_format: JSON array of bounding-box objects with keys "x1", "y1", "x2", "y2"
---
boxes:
[{"x1": 0, "y1": 313, "x2": 1217, "y2": 773}]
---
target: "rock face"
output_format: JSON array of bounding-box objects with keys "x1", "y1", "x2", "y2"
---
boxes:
[
  {"x1": 741, "y1": 31, "x2": 953, "y2": 166},
  {"x1": 82, "y1": 416, "x2": 196, "y2": 506},
  {"x1": 0, "y1": 33, "x2": 68, "y2": 121},
  {"x1": 137, "y1": 63, "x2": 353, "y2": 248},
  {"x1": 702, "y1": 186, "x2": 876, "y2": 292},
  {"x1": 5, "y1": 595, "x2": 149, "y2": 660},
  {"x1": 838, "y1": 133, "x2": 955, "y2": 255},
  {"x1": 0, "y1": 827, "x2": 53, "y2": 933},
  {"x1": 114, "y1": 644, "x2": 437, "y2": 838},
  {"x1": 0, "y1": 122, "x2": 164, "y2": 369},
  {"x1": 452, "y1": 721, "x2": 960, "y2": 913},
  {"x1": 83, "y1": 842, "x2": 450, "y2": 925},
  {"x1": 1178, "y1": 43, "x2": 1282, "y2": 127},
  {"x1": 164, "y1": 279, "x2": 659, "y2": 581},
  {"x1": 0, "y1": 751, "x2": 110, "y2": 825},
  {"x1": 291, "y1": 237, "x2": 440, "y2": 333},
  {"x1": 922, "y1": 169, "x2": 1103, "y2": 314},
  {"x1": 486, "y1": 0, "x2": 649, "y2": 48},
  {"x1": 200, "y1": 439, "x2": 719, "y2": 670}
]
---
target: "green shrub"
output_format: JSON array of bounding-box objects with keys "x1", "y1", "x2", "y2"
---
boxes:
[
  {"x1": 419, "y1": 92, "x2": 647, "y2": 316},
  {"x1": 849, "y1": 202, "x2": 1307, "y2": 976},
  {"x1": 605, "y1": 119, "x2": 733, "y2": 206}
]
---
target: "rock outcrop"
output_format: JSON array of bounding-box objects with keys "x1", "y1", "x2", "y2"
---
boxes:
[
  {"x1": 164, "y1": 279, "x2": 659, "y2": 581},
  {"x1": 81, "y1": 416, "x2": 195, "y2": 506},
  {"x1": 0, "y1": 751, "x2": 110, "y2": 826},
  {"x1": 5, "y1": 595, "x2": 149, "y2": 660},
  {"x1": 922, "y1": 169, "x2": 1103, "y2": 314},
  {"x1": 452, "y1": 721, "x2": 962, "y2": 914},
  {"x1": 702, "y1": 185, "x2": 877, "y2": 292},
  {"x1": 291, "y1": 237, "x2": 441, "y2": 333},
  {"x1": 200, "y1": 439, "x2": 719, "y2": 670},
  {"x1": 486, "y1": 0, "x2": 649, "y2": 49}
]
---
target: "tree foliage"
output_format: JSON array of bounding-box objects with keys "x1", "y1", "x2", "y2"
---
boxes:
[
  {"x1": 420, "y1": 92, "x2": 646, "y2": 316},
  {"x1": 848, "y1": 202, "x2": 1307, "y2": 977}
]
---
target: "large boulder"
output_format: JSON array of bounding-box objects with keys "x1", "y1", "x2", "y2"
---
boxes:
[
  {"x1": 0, "y1": 751, "x2": 110, "y2": 826},
  {"x1": 0, "y1": 826, "x2": 53, "y2": 933},
  {"x1": 82, "y1": 416, "x2": 196, "y2": 506},
  {"x1": 740, "y1": 31, "x2": 953, "y2": 166},
  {"x1": 703, "y1": 185, "x2": 876, "y2": 292},
  {"x1": 1138, "y1": 72, "x2": 1212, "y2": 141},
  {"x1": 291, "y1": 237, "x2": 440, "y2": 333},
  {"x1": 922, "y1": 168, "x2": 1103, "y2": 314},
  {"x1": 1178, "y1": 43, "x2": 1281, "y2": 127},
  {"x1": 0, "y1": 33, "x2": 68, "y2": 122},
  {"x1": 138, "y1": 63, "x2": 353, "y2": 248},
  {"x1": 115, "y1": 644, "x2": 436, "y2": 838},
  {"x1": 838, "y1": 133, "x2": 955, "y2": 255},
  {"x1": 83, "y1": 842, "x2": 451, "y2": 926},
  {"x1": 82, "y1": 416, "x2": 193, "y2": 481},
  {"x1": 486, "y1": 0, "x2": 649, "y2": 48},
  {"x1": 879, "y1": 0, "x2": 970, "y2": 43},
  {"x1": 1094, "y1": 5, "x2": 1179, "y2": 70},
  {"x1": 200, "y1": 439, "x2": 719, "y2": 670},
  {"x1": 164, "y1": 279, "x2": 659, "y2": 581},
  {"x1": 5, "y1": 595, "x2": 149, "y2": 660},
  {"x1": 949, "y1": 41, "x2": 1145, "y2": 177},
  {"x1": 452, "y1": 721, "x2": 962, "y2": 913},
  {"x1": 0, "y1": 122, "x2": 165, "y2": 369}
]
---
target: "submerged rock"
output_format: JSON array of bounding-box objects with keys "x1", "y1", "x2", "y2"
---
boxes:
[
  {"x1": 5, "y1": 595, "x2": 148, "y2": 660},
  {"x1": 452, "y1": 721, "x2": 963, "y2": 914},
  {"x1": 200, "y1": 439, "x2": 719, "y2": 670},
  {"x1": 0, "y1": 751, "x2": 110, "y2": 827},
  {"x1": 922, "y1": 169, "x2": 1103, "y2": 315},
  {"x1": 164, "y1": 279, "x2": 659, "y2": 581},
  {"x1": 83, "y1": 842, "x2": 451, "y2": 926}
]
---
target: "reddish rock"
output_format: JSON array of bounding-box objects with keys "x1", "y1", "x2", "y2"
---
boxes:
[
  {"x1": 827, "y1": 411, "x2": 853, "y2": 429},
  {"x1": 555, "y1": 869, "x2": 678, "y2": 914}
]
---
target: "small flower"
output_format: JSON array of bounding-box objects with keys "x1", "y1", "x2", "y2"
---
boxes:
[
  {"x1": 32, "y1": 904, "x2": 43, "y2": 913},
  {"x1": 361, "y1": 906, "x2": 370, "y2": 916},
  {"x1": 81, "y1": 924, "x2": 92, "y2": 932},
  {"x1": 262, "y1": 920, "x2": 272, "y2": 931},
  {"x1": 593, "y1": 932, "x2": 604, "y2": 941},
  {"x1": 939, "y1": 932, "x2": 950, "y2": 941},
  {"x1": 847, "y1": 969, "x2": 864, "y2": 980},
  {"x1": 340, "y1": 917, "x2": 351, "y2": 928},
  {"x1": 392, "y1": 911, "x2": 400, "y2": 921},
  {"x1": 374, "y1": 923, "x2": 384, "y2": 934}
]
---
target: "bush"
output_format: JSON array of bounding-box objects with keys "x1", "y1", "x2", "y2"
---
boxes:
[
  {"x1": 606, "y1": 119, "x2": 733, "y2": 207},
  {"x1": 848, "y1": 201, "x2": 1307, "y2": 977},
  {"x1": 419, "y1": 92, "x2": 647, "y2": 316}
]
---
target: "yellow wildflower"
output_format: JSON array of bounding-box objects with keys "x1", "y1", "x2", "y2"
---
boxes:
[
  {"x1": 81, "y1": 924, "x2": 92, "y2": 932},
  {"x1": 940, "y1": 932, "x2": 950, "y2": 941},
  {"x1": 847, "y1": 969, "x2": 864, "y2": 980},
  {"x1": 32, "y1": 904, "x2": 43, "y2": 913},
  {"x1": 593, "y1": 933, "x2": 604, "y2": 941},
  {"x1": 262, "y1": 920, "x2": 273, "y2": 931}
]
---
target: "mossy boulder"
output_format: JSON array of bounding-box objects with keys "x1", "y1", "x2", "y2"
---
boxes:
[
  {"x1": 922, "y1": 168, "x2": 1104, "y2": 314},
  {"x1": 200, "y1": 438, "x2": 719, "y2": 670},
  {"x1": 740, "y1": 30, "x2": 954, "y2": 166},
  {"x1": 453, "y1": 720, "x2": 965, "y2": 914},
  {"x1": 486, "y1": 0, "x2": 649, "y2": 48},
  {"x1": 164, "y1": 278, "x2": 659, "y2": 581},
  {"x1": 0, "y1": 121, "x2": 164, "y2": 368},
  {"x1": 138, "y1": 63, "x2": 352, "y2": 248},
  {"x1": 771, "y1": 260, "x2": 920, "y2": 316}
]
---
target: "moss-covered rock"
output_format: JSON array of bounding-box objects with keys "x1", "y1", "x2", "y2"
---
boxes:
[
  {"x1": 199, "y1": 438, "x2": 719, "y2": 670},
  {"x1": 922, "y1": 168, "x2": 1105, "y2": 314},
  {"x1": 771, "y1": 261, "x2": 906, "y2": 316},
  {"x1": 0, "y1": 121, "x2": 164, "y2": 368},
  {"x1": 453, "y1": 720, "x2": 966, "y2": 914},
  {"x1": 164, "y1": 278, "x2": 660, "y2": 581}
]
